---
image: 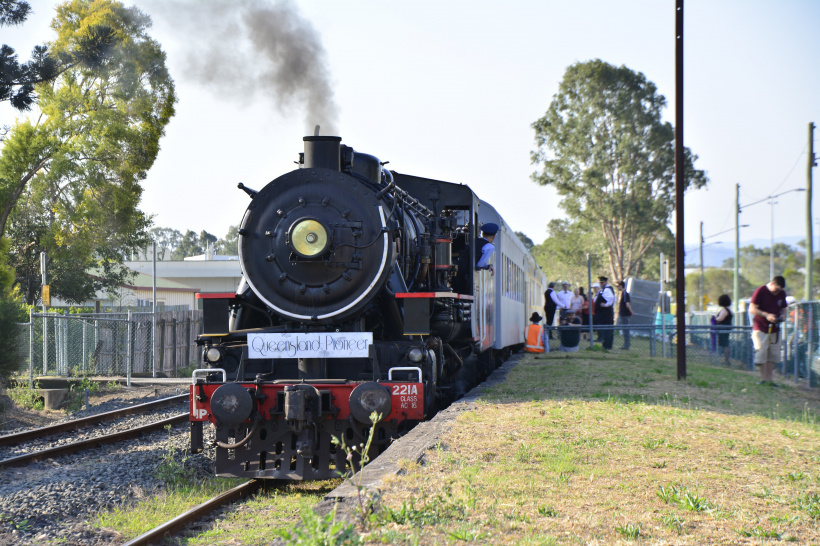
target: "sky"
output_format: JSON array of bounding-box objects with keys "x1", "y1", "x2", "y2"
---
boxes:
[{"x1": 3, "y1": 0, "x2": 819, "y2": 261}]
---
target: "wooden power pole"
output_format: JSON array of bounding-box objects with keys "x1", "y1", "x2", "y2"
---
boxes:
[{"x1": 807, "y1": 122, "x2": 815, "y2": 301}]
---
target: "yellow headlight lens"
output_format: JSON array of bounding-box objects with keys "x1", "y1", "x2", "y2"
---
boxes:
[{"x1": 291, "y1": 219, "x2": 328, "y2": 257}]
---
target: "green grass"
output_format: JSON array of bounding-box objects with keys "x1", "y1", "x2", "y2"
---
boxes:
[
  {"x1": 96, "y1": 481, "x2": 338, "y2": 545},
  {"x1": 373, "y1": 351, "x2": 820, "y2": 544}
]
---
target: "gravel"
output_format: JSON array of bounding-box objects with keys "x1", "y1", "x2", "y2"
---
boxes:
[{"x1": 0, "y1": 392, "x2": 217, "y2": 545}]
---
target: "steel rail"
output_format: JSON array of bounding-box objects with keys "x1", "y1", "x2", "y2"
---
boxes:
[
  {"x1": 122, "y1": 480, "x2": 261, "y2": 546},
  {"x1": 0, "y1": 413, "x2": 188, "y2": 469},
  {"x1": 0, "y1": 394, "x2": 189, "y2": 447}
]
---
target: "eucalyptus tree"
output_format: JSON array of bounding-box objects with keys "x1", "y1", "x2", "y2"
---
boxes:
[
  {"x1": 531, "y1": 59, "x2": 707, "y2": 281},
  {"x1": 0, "y1": 0, "x2": 176, "y2": 304}
]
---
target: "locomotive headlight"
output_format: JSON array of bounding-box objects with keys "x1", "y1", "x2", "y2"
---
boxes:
[
  {"x1": 407, "y1": 348, "x2": 424, "y2": 363},
  {"x1": 205, "y1": 347, "x2": 221, "y2": 363},
  {"x1": 290, "y1": 219, "x2": 329, "y2": 258}
]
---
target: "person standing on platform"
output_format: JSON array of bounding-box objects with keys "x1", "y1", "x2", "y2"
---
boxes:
[
  {"x1": 714, "y1": 294, "x2": 733, "y2": 366},
  {"x1": 594, "y1": 276, "x2": 616, "y2": 349},
  {"x1": 617, "y1": 281, "x2": 633, "y2": 350},
  {"x1": 544, "y1": 282, "x2": 560, "y2": 339},
  {"x1": 524, "y1": 312, "x2": 547, "y2": 353},
  {"x1": 749, "y1": 276, "x2": 788, "y2": 385},
  {"x1": 475, "y1": 223, "x2": 498, "y2": 276},
  {"x1": 556, "y1": 282, "x2": 573, "y2": 320}
]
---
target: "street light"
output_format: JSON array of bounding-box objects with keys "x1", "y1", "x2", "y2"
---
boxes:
[{"x1": 734, "y1": 186, "x2": 806, "y2": 317}]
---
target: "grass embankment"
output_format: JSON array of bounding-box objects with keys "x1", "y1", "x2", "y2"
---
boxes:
[
  {"x1": 372, "y1": 352, "x2": 820, "y2": 544},
  {"x1": 97, "y1": 479, "x2": 340, "y2": 545}
]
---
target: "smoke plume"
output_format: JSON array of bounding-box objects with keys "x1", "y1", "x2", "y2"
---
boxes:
[{"x1": 162, "y1": 1, "x2": 338, "y2": 134}]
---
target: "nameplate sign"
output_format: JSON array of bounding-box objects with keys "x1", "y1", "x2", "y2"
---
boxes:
[{"x1": 247, "y1": 332, "x2": 373, "y2": 359}]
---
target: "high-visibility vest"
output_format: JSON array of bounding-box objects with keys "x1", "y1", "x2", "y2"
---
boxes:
[{"x1": 524, "y1": 324, "x2": 545, "y2": 353}]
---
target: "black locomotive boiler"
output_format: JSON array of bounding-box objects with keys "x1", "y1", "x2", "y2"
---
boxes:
[{"x1": 190, "y1": 133, "x2": 543, "y2": 480}]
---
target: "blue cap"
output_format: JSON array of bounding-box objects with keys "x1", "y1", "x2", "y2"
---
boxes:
[{"x1": 481, "y1": 223, "x2": 499, "y2": 235}]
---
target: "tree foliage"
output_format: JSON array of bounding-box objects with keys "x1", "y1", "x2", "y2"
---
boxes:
[
  {"x1": 217, "y1": 225, "x2": 239, "y2": 256},
  {"x1": 1, "y1": 0, "x2": 116, "y2": 113},
  {"x1": 1, "y1": 0, "x2": 176, "y2": 304},
  {"x1": 531, "y1": 59, "x2": 708, "y2": 282},
  {"x1": 515, "y1": 231, "x2": 534, "y2": 251},
  {"x1": 685, "y1": 268, "x2": 754, "y2": 309},
  {"x1": 530, "y1": 218, "x2": 605, "y2": 286}
]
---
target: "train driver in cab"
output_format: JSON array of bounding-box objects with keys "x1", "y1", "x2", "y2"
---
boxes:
[{"x1": 476, "y1": 223, "x2": 498, "y2": 276}]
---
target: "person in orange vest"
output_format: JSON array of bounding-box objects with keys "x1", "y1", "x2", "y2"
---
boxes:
[{"x1": 524, "y1": 312, "x2": 548, "y2": 353}]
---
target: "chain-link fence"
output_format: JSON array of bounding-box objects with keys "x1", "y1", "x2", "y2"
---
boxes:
[
  {"x1": 14, "y1": 310, "x2": 202, "y2": 382},
  {"x1": 546, "y1": 324, "x2": 755, "y2": 368}
]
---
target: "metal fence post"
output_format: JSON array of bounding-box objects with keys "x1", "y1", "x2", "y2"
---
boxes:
[
  {"x1": 185, "y1": 315, "x2": 191, "y2": 369},
  {"x1": 794, "y1": 306, "x2": 800, "y2": 382},
  {"x1": 94, "y1": 320, "x2": 99, "y2": 374},
  {"x1": 28, "y1": 308, "x2": 33, "y2": 387},
  {"x1": 807, "y1": 304, "x2": 814, "y2": 388},
  {"x1": 159, "y1": 318, "x2": 165, "y2": 375},
  {"x1": 172, "y1": 317, "x2": 177, "y2": 378},
  {"x1": 82, "y1": 319, "x2": 87, "y2": 375},
  {"x1": 126, "y1": 310, "x2": 132, "y2": 387},
  {"x1": 43, "y1": 314, "x2": 47, "y2": 375}
]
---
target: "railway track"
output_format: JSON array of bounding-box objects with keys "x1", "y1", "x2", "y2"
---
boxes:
[
  {"x1": 0, "y1": 394, "x2": 190, "y2": 469},
  {"x1": 0, "y1": 393, "x2": 189, "y2": 447},
  {"x1": 122, "y1": 480, "x2": 261, "y2": 546}
]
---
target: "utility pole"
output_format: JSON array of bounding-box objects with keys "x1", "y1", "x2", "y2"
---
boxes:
[
  {"x1": 768, "y1": 200, "x2": 778, "y2": 280},
  {"x1": 674, "y1": 0, "x2": 686, "y2": 380},
  {"x1": 699, "y1": 221, "x2": 704, "y2": 311},
  {"x1": 807, "y1": 122, "x2": 815, "y2": 301},
  {"x1": 733, "y1": 183, "x2": 740, "y2": 320}
]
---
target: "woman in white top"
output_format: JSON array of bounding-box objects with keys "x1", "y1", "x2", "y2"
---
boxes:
[{"x1": 570, "y1": 288, "x2": 584, "y2": 313}]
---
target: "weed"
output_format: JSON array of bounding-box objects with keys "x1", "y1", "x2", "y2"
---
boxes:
[
  {"x1": 642, "y1": 437, "x2": 665, "y2": 450},
  {"x1": 556, "y1": 472, "x2": 571, "y2": 485},
  {"x1": 735, "y1": 526, "x2": 781, "y2": 538},
  {"x1": 719, "y1": 439, "x2": 736, "y2": 449},
  {"x1": 538, "y1": 506, "x2": 558, "y2": 517},
  {"x1": 665, "y1": 441, "x2": 687, "y2": 451},
  {"x1": 678, "y1": 490, "x2": 713, "y2": 513},
  {"x1": 446, "y1": 525, "x2": 487, "y2": 542},
  {"x1": 787, "y1": 471, "x2": 807, "y2": 482},
  {"x1": 652, "y1": 461, "x2": 667, "y2": 469},
  {"x1": 794, "y1": 493, "x2": 820, "y2": 519},
  {"x1": 516, "y1": 443, "x2": 534, "y2": 463},
  {"x1": 738, "y1": 443, "x2": 760, "y2": 456},
  {"x1": 781, "y1": 429, "x2": 800, "y2": 439},
  {"x1": 7, "y1": 380, "x2": 43, "y2": 410},
  {"x1": 661, "y1": 513, "x2": 684, "y2": 535},
  {"x1": 276, "y1": 505, "x2": 359, "y2": 545},
  {"x1": 154, "y1": 424, "x2": 195, "y2": 486},
  {"x1": 656, "y1": 484, "x2": 680, "y2": 504},
  {"x1": 657, "y1": 484, "x2": 713, "y2": 513},
  {"x1": 614, "y1": 522, "x2": 641, "y2": 540},
  {"x1": 380, "y1": 489, "x2": 467, "y2": 526},
  {"x1": 331, "y1": 412, "x2": 382, "y2": 531}
]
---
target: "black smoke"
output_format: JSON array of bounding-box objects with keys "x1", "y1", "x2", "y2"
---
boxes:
[{"x1": 158, "y1": 1, "x2": 339, "y2": 134}]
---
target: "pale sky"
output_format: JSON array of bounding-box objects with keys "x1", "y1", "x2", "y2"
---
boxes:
[{"x1": 3, "y1": 0, "x2": 819, "y2": 259}]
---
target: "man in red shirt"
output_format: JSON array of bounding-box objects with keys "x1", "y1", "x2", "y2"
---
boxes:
[{"x1": 749, "y1": 276, "x2": 789, "y2": 385}]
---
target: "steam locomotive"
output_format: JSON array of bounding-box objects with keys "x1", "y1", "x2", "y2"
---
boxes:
[{"x1": 189, "y1": 133, "x2": 547, "y2": 480}]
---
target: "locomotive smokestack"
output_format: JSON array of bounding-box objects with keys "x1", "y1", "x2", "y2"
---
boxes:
[{"x1": 303, "y1": 136, "x2": 341, "y2": 171}]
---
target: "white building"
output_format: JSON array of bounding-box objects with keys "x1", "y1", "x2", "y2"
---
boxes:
[{"x1": 125, "y1": 252, "x2": 242, "y2": 297}]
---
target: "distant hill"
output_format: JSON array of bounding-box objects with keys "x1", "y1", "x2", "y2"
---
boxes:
[{"x1": 693, "y1": 236, "x2": 806, "y2": 268}]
